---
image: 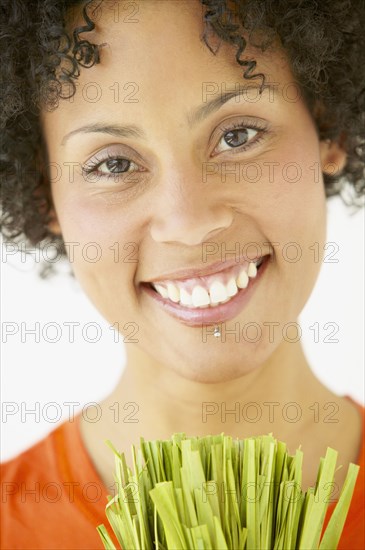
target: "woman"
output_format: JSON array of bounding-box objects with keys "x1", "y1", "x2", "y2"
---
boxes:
[{"x1": 1, "y1": 0, "x2": 364, "y2": 548}]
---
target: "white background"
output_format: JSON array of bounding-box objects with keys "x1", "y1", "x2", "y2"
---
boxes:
[{"x1": 1, "y1": 195, "x2": 364, "y2": 461}]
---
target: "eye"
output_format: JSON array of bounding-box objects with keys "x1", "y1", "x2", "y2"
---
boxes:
[
  {"x1": 216, "y1": 126, "x2": 259, "y2": 154},
  {"x1": 97, "y1": 157, "x2": 135, "y2": 175},
  {"x1": 82, "y1": 151, "x2": 144, "y2": 181}
]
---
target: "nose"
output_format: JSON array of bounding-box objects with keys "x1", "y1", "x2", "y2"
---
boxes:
[{"x1": 148, "y1": 166, "x2": 234, "y2": 246}]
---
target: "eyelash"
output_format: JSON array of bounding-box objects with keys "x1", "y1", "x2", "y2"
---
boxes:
[
  {"x1": 213, "y1": 120, "x2": 267, "y2": 156},
  {"x1": 81, "y1": 120, "x2": 268, "y2": 180},
  {"x1": 81, "y1": 152, "x2": 140, "y2": 181}
]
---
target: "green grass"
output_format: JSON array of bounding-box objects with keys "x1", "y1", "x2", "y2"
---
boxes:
[{"x1": 96, "y1": 433, "x2": 359, "y2": 550}]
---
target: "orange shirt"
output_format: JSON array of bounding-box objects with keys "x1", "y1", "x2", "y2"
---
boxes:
[{"x1": 1, "y1": 397, "x2": 364, "y2": 550}]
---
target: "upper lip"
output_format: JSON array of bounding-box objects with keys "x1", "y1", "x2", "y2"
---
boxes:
[{"x1": 142, "y1": 255, "x2": 267, "y2": 284}]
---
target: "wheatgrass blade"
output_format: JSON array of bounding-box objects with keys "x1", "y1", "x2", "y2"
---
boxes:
[
  {"x1": 180, "y1": 466, "x2": 199, "y2": 527},
  {"x1": 149, "y1": 481, "x2": 188, "y2": 549},
  {"x1": 193, "y1": 486, "x2": 215, "y2": 544},
  {"x1": 190, "y1": 524, "x2": 212, "y2": 549},
  {"x1": 318, "y1": 462, "x2": 360, "y2": 549},
  {"x1": 259, "y1": 437, "x2": 276, "y2": 549},
  {"x1": 96, "y1": 524, "x2": 117, "y2": 550},
  {"x1": 97, "y1": 433, "x2": 360, "y2": 550},
  {"x1": 222, "y1": 437, "x2": 233, "y2": 548},
  {"x1": 104, "y1": 494, "x2": 138, "y2": 549},
  {"x1": 211, "y1": 441, "x2": 225, "y2": 523},
  {"x1": 162, "y1": 441, "x2": 173, "y2": 482},
  {"x1": 131, "y1": 444, "x2": 153, "y2": 550},
  {"x1": 298, "y1": 447, "x2": 338, "y2": 549},
  {"x1": 174, "y1": 487, "x2": 188, "y2": 525},
  {"x1": 244, "y1": 438, "x2": 260, "y2": 550},
  {"x1": 202, "y1": 480, "x2": 221, "y2": 526},
  {"x1": 213, "y1": 516, "x2": 229, "y2": 549}
]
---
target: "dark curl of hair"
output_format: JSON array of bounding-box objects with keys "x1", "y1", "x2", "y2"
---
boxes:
[{"x1": 1, "y1": 0, "x2": 364, "y2": 272}]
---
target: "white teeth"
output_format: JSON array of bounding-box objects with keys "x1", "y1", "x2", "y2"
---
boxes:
[
  {"x1": 179, "y1": 287, "x2": 193, "y2": 306},
  {"x1": 151, "y1": 258, "x2": 265, "y2": 307},
  {"x1": 226, "y1": 276, "x2": 239, "y2": 297},
  {"x1": 209, "y1": 281, "x2": 228, "y2": 304},
  {"x1": 248, "y1": 262, "x2": 257, "y2": 278},
  {"x1": 154, "y1": 284, "x2": 169, "y2": 299},
  {"x1": 167, "y1": 283, "x2": 180, "y2": 303},
  {"x1": 236, "y1": 268, "x2": 249, "y2": 289},
  {"x1": 191, "y1": 286, "x2": 210, "y2": 307}
]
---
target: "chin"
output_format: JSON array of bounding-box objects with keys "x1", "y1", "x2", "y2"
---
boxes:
[{"x1": 172, "y1": 350, "x2": 266, "y2": 384}]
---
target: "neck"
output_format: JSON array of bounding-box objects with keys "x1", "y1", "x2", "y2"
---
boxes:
[
  {"x1": 79, "y1": 339, "x2": 362, "y2": 495},
  {"x1": 103, "y1": 339, "x2": 325, "y2": 443}
]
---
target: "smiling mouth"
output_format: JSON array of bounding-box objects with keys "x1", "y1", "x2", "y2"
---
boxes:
[{"x1": 141, "y1": 256, "x2": 268, "y2": 310}]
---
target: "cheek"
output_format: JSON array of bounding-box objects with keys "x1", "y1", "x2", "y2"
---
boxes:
[
  {"x1": 252, "y1": 137, "x2": 327, "y2": 313},
  {"x1": 52, "y1": 191, "x2": 141, "y2": 303},
  {"x1": 52, "y1": 184, "x2": 139, "y2": 250},
  {"x1": 259, "y1": 131, "x2": 327, "y2": 239}
]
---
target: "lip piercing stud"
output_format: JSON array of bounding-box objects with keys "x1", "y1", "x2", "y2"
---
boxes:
[{"x1": 213, "y1": 325, "x2": 221, "y2": 338}]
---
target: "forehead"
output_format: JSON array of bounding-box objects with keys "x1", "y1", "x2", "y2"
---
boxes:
[{"x1": 42, "y1": 0, "x2": 292, "y2": 132}]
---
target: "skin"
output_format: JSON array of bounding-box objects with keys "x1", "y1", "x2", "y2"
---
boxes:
[{"x1": 41, "y1": 0, "x2": 361, "y2": 493}]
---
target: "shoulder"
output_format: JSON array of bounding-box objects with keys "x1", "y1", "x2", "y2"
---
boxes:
[
  {"x1": 0, "y1": 414, "x2": 95, "y2": 498},
  {"x1": 0, "y1": 424, "x2": 64, "y2": 496},
  {"x1": 0, "y1": 419, "x2": 73, "y2": 515},
  {"x1": 323, "y1": 396, "x2": 365, "y2": 550},
  {"x1": 0, "y1": 423, "x2": 66, "y2": 547},
  {"x1": 0, "y1": 416, "x2": 110, "y2": 549}
]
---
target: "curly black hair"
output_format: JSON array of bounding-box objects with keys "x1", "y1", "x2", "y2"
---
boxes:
[{"x1": 1, "y1": 0, "x2": 364, "y2": 272}]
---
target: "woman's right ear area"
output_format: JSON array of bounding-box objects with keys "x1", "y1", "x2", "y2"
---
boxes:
[
  {"x1": 34, "y1": 171, "x2": 63, "y2": 237},
  {"x1": 319, "y1": 136, "x2": 348, "y2": 176},
  {"x1": 313, "y1": 100, "x2": 348, "y2": 176},
  {"x1": 46, "y1": 207, "x2": 62, "y2": 236},
  {"x1": 43, "y1": 188, "x2": 62, "y2": 236}
]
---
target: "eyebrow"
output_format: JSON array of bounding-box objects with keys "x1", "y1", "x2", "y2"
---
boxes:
[
  {"x1": 61, "y1": 123, "x2": 144, "y2": 146},
  {"x1": 188, "y1": 83, "x2": 275, "y2": 127},
  {"x1": 61, "y1": 84, "x2": 275, "y2": 146}
]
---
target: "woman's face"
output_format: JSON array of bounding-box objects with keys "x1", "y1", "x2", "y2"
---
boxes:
[{"x1": 42, "y1": 0, "x2": 339, "y2": 382}]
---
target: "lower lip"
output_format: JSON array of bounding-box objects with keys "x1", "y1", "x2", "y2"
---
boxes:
[{"x1": 140, "y1": 256, "x2": 269, "y2": 327}]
